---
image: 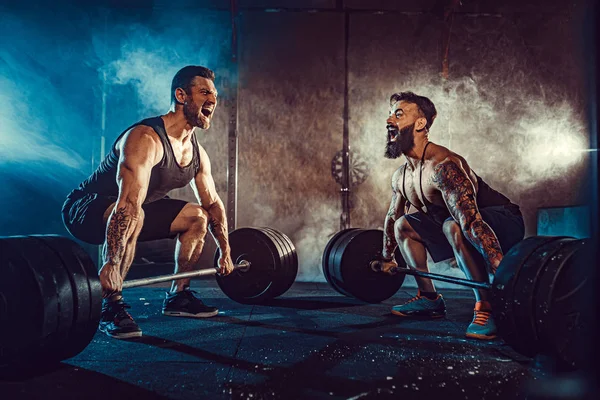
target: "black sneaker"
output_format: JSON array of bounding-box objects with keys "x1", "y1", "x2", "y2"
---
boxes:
[
  {"x1": 99, "y1": 298, "x2": 142, "y2": 339},
  {"x1": 162, "y1": 289, "x2": 219, "y2": 318}
]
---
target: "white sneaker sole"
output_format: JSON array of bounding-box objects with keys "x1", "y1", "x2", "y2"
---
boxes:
[
  {"x1": 162, "y1": 310, "x2": 219, "y2": 318},
  {"x1": 99, "y1": 328, "x2": 143, "y2": 340}
]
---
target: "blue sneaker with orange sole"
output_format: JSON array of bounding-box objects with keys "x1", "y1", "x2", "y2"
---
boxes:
[
  {"x1": 465, "y1": 301, "x2": 497, "y2": 340},
  {"x1": 391, "y1": 290, "x2": 446, "y2": 318}
]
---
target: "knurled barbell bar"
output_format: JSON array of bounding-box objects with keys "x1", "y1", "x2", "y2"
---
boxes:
[
  {"x1": 321, "y1": 228, "x2": 592, "y2": 370},
  {"x1": 0, "y1": 227, "x2": 298, "y2": 372}
]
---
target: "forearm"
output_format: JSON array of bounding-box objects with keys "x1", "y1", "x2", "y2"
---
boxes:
[
  {"x1": 205, "y1": 198, "x2": 230, "y2": 256},
  {"x1": 382, "y1": 215, "x2": 398, "y2": 259},
  {"x1": 462, "y1": 219, "x2": 503, "y2": 272},
  {"x1": 103, "y1": 202, "x2": 143, "y2": 268}
]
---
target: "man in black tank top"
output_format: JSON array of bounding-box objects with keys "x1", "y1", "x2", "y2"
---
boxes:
[
  {"x1": 377, "y1": 92, "x2": 524, "y2": 340},
  {"x1": 61, "y1": 66, "x2": 234, "y2": 339}
]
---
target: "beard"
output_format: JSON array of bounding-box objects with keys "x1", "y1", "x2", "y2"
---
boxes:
[
  {"x1": 183, "y1": 100, "x2": 210, "y2": 129},
  {"x1": 384, "y1": 123, "x2": 415, "y2": 159}
]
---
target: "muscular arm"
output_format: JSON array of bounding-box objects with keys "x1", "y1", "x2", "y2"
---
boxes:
[
  {"x1": 104, "y1": 127, "x2": 159, "y2": 268},
  {"x1": 382, "y1": 167, "x2": 406, "y2": 259},
  {"x1": 431, "y1": 158, "x2": 503, "y2": 273},
  {"x1": 191, "y1": 145, "x2": 230, "y2": 257}
]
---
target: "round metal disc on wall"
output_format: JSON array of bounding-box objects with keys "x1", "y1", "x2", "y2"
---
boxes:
[{"x1": 331, "y1": 150, "x2": 369, "y2": 187}]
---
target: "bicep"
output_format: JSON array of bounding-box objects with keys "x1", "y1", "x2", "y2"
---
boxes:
[
  {"x1": 432, "y1": 159, "x2": 479, "y2": 227},
  {"x1": 116, "y1": 129, "x2": 159, "y2": 206}
]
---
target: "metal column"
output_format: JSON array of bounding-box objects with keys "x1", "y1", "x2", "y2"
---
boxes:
[
  {"x1": 227, "y1": 0, "x2": 240, "y2": 231},
  {"x1": 340, "y1": 10, "x2": 351, "y2": 231}
]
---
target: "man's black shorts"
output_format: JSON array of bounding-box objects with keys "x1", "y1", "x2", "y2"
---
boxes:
[
  {"x1": 404, "y1": 205, "x2": 525, "y2": 263},
  {"x1": 61, "y1": 190, "x2": 188, "y2": 245}
]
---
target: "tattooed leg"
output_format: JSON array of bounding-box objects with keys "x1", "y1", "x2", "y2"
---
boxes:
[
  {"x1": 395, "y1": 216, "x2": 437, "y2": 293},
  {"x1": 442, "y1": 220, "x2": 490, "y2": 303},
  {"x1": 168, "y1": 204, "x2": 209, "y2": 293}
]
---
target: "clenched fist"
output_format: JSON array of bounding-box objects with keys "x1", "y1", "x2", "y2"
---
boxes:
[
  {"x1": 99, "y1": 263, "x2": 123, "y2": 298},
  {"x1": 217, "y1": 253, "x2": 235, "y2": 276}
]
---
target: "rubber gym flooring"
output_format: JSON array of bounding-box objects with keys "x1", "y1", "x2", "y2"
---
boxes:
[{"x1": 0, "y1": 280, "x2": 585, "y2": 399}]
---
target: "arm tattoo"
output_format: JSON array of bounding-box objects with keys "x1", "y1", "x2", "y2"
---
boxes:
[
  {"x1": 105, "y1": 206, "x2": 131, "y2": 266},
  {"x1": 432, "y1": 161, "x2": 503, "y2": 271},
  {"x1": 382, "y1": 190, "x2": 399, "y2": 259}
]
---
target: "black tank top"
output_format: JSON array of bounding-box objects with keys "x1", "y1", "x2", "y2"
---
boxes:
[
  {"x1": 74, "y1": 116, "x2": 201, "y2": 204},
  {"x1": 400, "y1": 142, "x2": 520, "y2": 225}
]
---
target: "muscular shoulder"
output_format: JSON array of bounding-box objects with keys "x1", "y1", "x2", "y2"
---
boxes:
[
  {"x1": 117, "y1": 125, "x2": 163, "y2": 165},
  {"x1": 428, "y1": 144, "x2": 472, "y2": 175},
  {"x1": 430, "y1": 155, "x2": 475, "y2": 193},
  {"x1": 117, "y1": 125, "x2": 161, "y2": 149},
  {"x1": 391, "y1": 164, "x2": 408, "y2": 192}
]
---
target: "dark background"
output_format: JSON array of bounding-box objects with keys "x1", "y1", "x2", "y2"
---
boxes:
[{"x1": 0, "y1": 0, "x2": 593, "y2": 282}]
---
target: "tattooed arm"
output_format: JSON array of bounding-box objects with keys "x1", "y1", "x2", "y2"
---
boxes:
[
  {"x1": 99, "y1": 127, "x2": 160, "y2": 296},
  {"x1": 382, "y1": 166, "x2": 406, "y2": 261},
  {"x1": 191, "y1": 144, "x2": 233, "y2": 275},
  {"x1": 431, "y1": 157, "x2": 503, "y2": 273}
]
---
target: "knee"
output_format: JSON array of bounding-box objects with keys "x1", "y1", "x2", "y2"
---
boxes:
[
  {"x1": 442, "y1": 220, "x2": 464, "y2": 248},
  {"x1": 394, "y1": 216, "x2": 416, "y2": 242},
  {"x1": 185, "y1": 205, "x2": 209, "y2": 234}
]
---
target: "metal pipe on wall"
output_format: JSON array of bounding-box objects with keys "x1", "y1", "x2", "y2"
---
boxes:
[
  {"x1": 227, "y1": 0, "x2": 240, "y2": 231},
  {"x1": 340, "y1": 9, "x2": 351, "y2": 231},
  {"x1": 96, "y1": 9, "x2": 109, "y2": 269}
]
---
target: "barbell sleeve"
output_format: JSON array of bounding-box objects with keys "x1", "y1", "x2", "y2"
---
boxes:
[
  {"x1": 370, "y1": 261, "x2": 492, "y2": 291},
  {"x1": 122, "y1": 260, "x2": 251, "y2": 289}
]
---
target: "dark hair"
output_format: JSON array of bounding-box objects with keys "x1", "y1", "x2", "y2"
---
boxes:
[
  {"x1": 171, "y1": 65, "x2": 215, "y2": 105},
  {"x1": 389, "y1": 91, "x2": 437, "y2": 130}
]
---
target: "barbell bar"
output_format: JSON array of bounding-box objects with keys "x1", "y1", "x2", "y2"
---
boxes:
[
  {"x1": 370, "y1": 261, "x2": 491, "y2": 290},
  {"x1": 122, "y1": 260, "x2": 251, "y2": 289}
]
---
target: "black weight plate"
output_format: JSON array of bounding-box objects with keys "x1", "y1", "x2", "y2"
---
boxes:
[
  {"x1": 272, "y1": 228, "x2": 298, "y2": 297},
  {"x1": 261, "y1": 228, "x2": 298, "y2": 298},
  {"x1": 507, "y1": 238, "x2": 573, "y2": 357},
  {"x1": 215, "y1": 228, "x2": 280, "y2": 304},
  {"x1": 254, "y1": 227, "x2": 289, "y2": 299},
  {"x1": 332, "y1": 229, "x2": 405, "y2": 303},
  {"x1": 536, "y1": 239, "x2": 589, "y2": 370},
  {"x1": 267, "y1": 228, "x2": 298, "y2": 296},
  {"x1": 34, "y1": 236, "x2": 100, "y2": 361},
  {"x1": 13, "y1": 237, "x2": 68, "y2": 357},
  {"x1": 491, "y1": 236, "x2": 566, "y2": 356},
  {"x1": 18, "y1": 237, "x2": 76, "y2": 363},
  {"x1": 0, "y1": 236, "x2": 74, "y2": 368},
  {"x1": 327, "y1": 229, "x2": 358, "y2": 297},
  {"x1": 0, "y1": 238, "x2": 44, "y2": 367},
  {"x1": 322, "y1": 229, "x2": 359, "y2": 295}
]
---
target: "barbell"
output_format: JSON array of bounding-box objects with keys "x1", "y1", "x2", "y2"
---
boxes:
[
  {"x1": 0, "y1": 227, "x2": 298, "y2": 372},
  {"x1": 321, "y1": 228, "x2": 592, "y2": 370}
]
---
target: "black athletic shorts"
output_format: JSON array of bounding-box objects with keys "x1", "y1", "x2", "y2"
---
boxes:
[
  {"x1": 404, "y1": 205, "x2": 525, "y2": 263},
  {"x1": 61, "y1": 190, "x2": 188, "y2": 245}
]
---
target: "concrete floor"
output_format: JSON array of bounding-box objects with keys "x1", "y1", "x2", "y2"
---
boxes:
[{"x1": 0, "y1": 281, "x2": 589, "y2": 399}]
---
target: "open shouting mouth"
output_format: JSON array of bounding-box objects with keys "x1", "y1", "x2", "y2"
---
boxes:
[
  {"x1": 201, "y1": 104, "x2": 214, "y2": 117},
  {"x1": 387, "y1": 125, "x2": 399, "y2": 142}
]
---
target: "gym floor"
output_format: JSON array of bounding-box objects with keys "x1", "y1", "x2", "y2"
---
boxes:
[{"x1": 0, "y1": 281, "x2": 570, "y2": 399}]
